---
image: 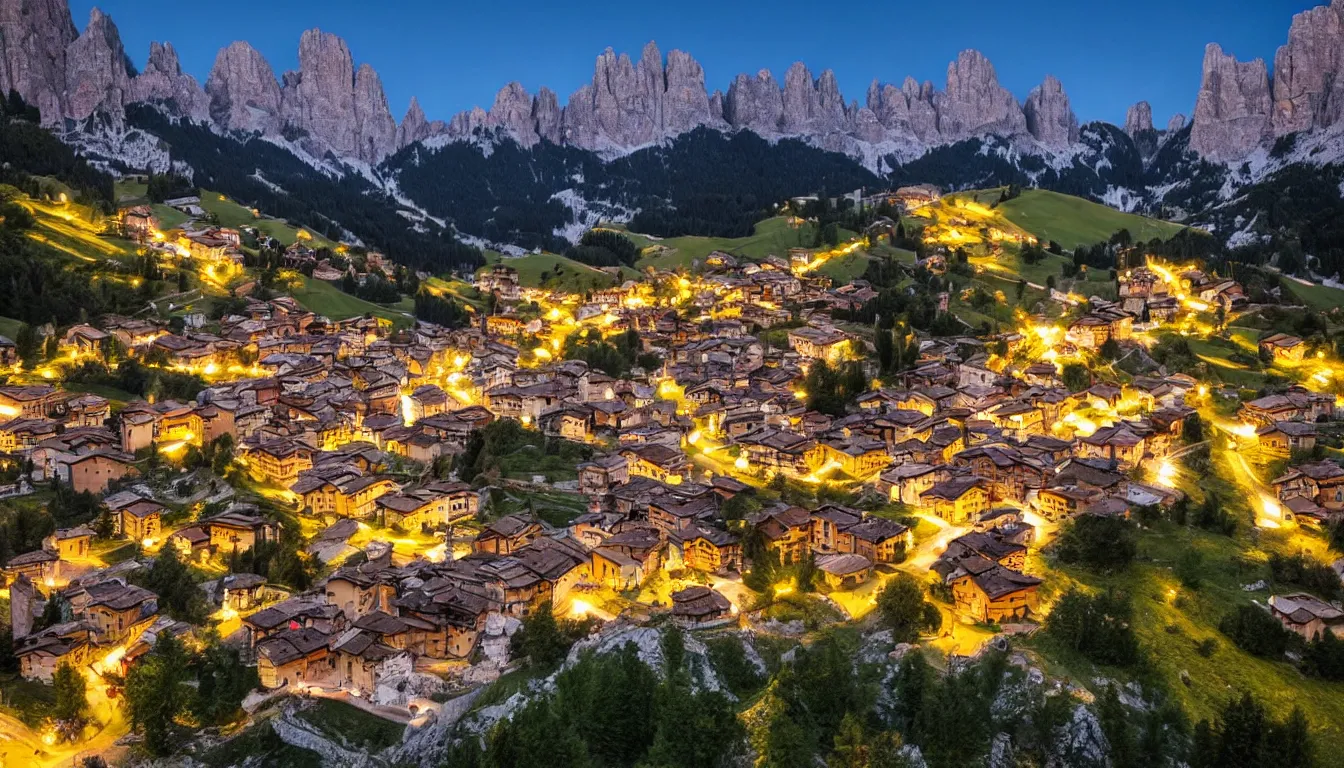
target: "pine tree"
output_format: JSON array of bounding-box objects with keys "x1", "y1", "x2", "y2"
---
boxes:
[
  {"x1": 52, "y1": 661, "x2": 87, "y2": 724},
  {"x1": 125, "y1": 632, "x2": 192, "y2": 755}
]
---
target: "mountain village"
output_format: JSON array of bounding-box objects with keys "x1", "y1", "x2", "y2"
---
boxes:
[{"x1": 4, "y1": 174, "x2": 1344, "y2": 765}]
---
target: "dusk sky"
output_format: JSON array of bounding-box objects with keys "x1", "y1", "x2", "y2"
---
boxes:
[{"x1": 73, "y1": 0, "x2": 1316, "y2": 129}]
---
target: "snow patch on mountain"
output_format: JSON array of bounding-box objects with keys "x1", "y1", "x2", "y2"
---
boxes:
[{"x1": 549, "y1": 188, "x2": 636, "y2": 243}]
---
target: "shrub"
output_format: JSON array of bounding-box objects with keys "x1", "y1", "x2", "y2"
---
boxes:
[
  {"x1": 875, "y1": 574, "x2": 942, "y2": 644},
  {"x1": 1043, "y1": 589, "x2": 1141, "y2": 667},
  {"x1": 1055, "y1": 515, "x2": 1137, "y2": 571},
  {"x1": 1219, "y1": 604, "x2": 1294, "y2": 658}
]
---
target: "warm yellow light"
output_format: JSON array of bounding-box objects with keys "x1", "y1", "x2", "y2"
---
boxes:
[
  {"x1": 399, "y1": 394, "x2": 415, "y2": 427},
  {"x1": 533, "y1": 347, "x2": 552, "y2": 360},
  {"x1": 569, "y1": 599, "x2": 593, "y2": 619},
  {"x1": 1157, "y1": 461, "x2": 1177, "y2": 488},
  {"x1": 734, "y1": 456, "x2": 749, "y2": 471}
]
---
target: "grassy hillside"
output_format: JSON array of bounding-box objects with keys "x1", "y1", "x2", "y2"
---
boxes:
[
  {"x1": 199, "y1": 191, "x2": 335, "y2": 248},
  {"x1": 285, "y1": 274, "x2": 412, "y2": 328},
  {"x1": 18, "y1": 198, "x2": 144, "y2": 268},
  {"x1": 955, "y1": 188, "x2": 1187, "y2": 249},
  {"x1": 624, "y1": 217, "x2": 819, "y2": 270},
  {"x1": 480, "y1": 251, "x2": 637, "y2": 292},
  {"x1": 113, "y1": 182, "x2": 335, "y2": 246}
]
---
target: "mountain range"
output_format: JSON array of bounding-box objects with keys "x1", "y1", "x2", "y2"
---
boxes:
[{"x1": 6, "y1": 0, "x2": 1344, "y2": 264}]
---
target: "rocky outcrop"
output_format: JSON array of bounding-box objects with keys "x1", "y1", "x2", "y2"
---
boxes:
[
  {"x1": 1023, "y1": 74, "x2": 1079, "y2": 147},
  {"x1": 550, "y1": 43, "x2": 719, "y2": 151},
  {"x1": 396, "y1": 97, "x2": 435, "y2": 149},
  {"x1": 276, "y1": 29, "x2": 397, "y2": 163},
  {"x1": 205, "y1": 41, "x2": 283, "y2": 135},
  {"x1": 127, "y1": 41, "x2": 208, "y2": 120},
  {"x1": 778, "y1": 63, "x2": 848, "y2": 135},
  {"x1": 1272, "y1": 0, "x2": 1344, "y2": 136},
  {"x1": 1190, "y1": 43, "x2": 1272, "y2": 160},
  {"x1": 1168, "y1": 113, "x2": 1187, "y2": 132},
  {"x1": 707, "y1": 89, "x2": 724, "y2": 123},
  {"x1": 664, "y1": 49, "x2": 714, "y2": 134},
  {"x1": 533, "y1": 87, "x2": 562, "y2": 144},
  {"x1": 904, "y1": 78, "x2": 942, "y2": 143},
  {"x1": 1124, "y1": 100, "x2": 1154, "y2": 137},
  {"x1": 63, "y1": 7, "x2": 129, "y2": 121},
  {"x1": 487, "y1": 81, "x2": 538, "y2": 146},
  {"x1": 280, "y1": 29, "x2": 356, "y2": 153},
  {"x1": 724, "y1": 70, "x2": 783, "y2": 133},
  {"x1": 937, "y1": 50, "x2": 1028, "y2": 142},
  {"x1": 0, "y1": 0, "x2": 77, "y2": 125},
  {"x1": 352, "y1": 63, "x2": 396, "y2": 163}
]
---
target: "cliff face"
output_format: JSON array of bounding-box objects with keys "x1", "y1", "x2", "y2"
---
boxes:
[
  {"x1": 64, "y1": 7, "x2": 129, "y2": 121},
  {"x1": 1190, "y1": 43, "x2": 1273, "y2": 160},
  {"x1": 0, "y1": 0, "x2": 78, "y2": 125},
  {"x1": 1023, "y1": 75, "x2": 1079, "y2": 148},
  {"x1": 205, "y1": 41, "x2": 283, "y2": 135},
  {"x1": 937, "y1": 50, "x2": 1029, "y2": 143},
  {"x1": 1124, "y1": 101, "x2": 1154, "y2": 137},
  {"x1": 127, "y1": 42, "x2": 209, "y2": 121}
]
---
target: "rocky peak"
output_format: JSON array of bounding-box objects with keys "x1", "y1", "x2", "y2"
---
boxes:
[
  {"x1": 533, "y1": 86, "x2": 562, "y2": 144},
  {"x1": 903, "y1": 77, "x2": 941, "y2": 143},
  {"x1": 488, "y1": 81, "x2": 538, "y2": 146},
  {"x1": 271, "y1": 29, "x2": 397, "y2": 163},
  {"x1": 64, "y1": 6, "x2": 129, "y2": 121},
  {"x1": 1190, "y1": 42, "x2": 1272, "y2": 160},
  {"x1": 664, "y1": 49, "x2": 713, "y2": 134},
  {"x1": 352, "y1": 63, "x2": 396, "y2": 164},
  {"x1": 938, "y1": 49, "x2": 1027, "y2": 142},
  {"x1": 1272, "y1": 0, "x2": 1344, "y2": 136},
  {"x1": 1168, "y1": 113, "x2": 1187, "y2": 132},
  {"x1": 1023, "y1": 74, "x2": 1079, "y2": 148},
  {"x1": 397, "y1": 96, "x2": 431, "y2": 149},
  {"x1": 553, "y1": 41, "x2": 716, "y2": 151},
  {"x1": 0, "y1": 0, "x2": 78, "y2": 125},
  {"x1": 1124, "y1": 101, "x2": 1154, "y2": 137},
  {"x1": 779, "y1": 62, "x2": 814, "y2": 132},
  {"x1": 724, "y1": 69, "x2": 783, "y2": 133},
  {"x1": 128, "y1": 41, "x2": 209, "y2": 120},
  {"x1": 205, "y1": 40, "x2": 283, "y2": 134}
]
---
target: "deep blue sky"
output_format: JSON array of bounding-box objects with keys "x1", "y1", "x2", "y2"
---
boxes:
[{"x1": 74, "y1": 0, "x2": 1316, "y2": 128}]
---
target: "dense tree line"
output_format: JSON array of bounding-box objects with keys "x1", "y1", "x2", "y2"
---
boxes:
[
  {"x1": 413, "y1": 289, "x2": 472, "y2": 328},
  {"x1": 800, "y1": 359, "x2": 868, "y2": 418},
  {"x1": 887, "y1": 124, "x2": 1147, "y2": 202},
  {"x1": 1054, "y1": 515, "x2": 1138, "y2": 571},
  {"x1": 125, "y1": 106, "x2": 483, "y2": 273},
  {"x1": 144, "y1": 172, "x2": 194, "y2": 203},
  {"x1": 389, "y1": 127, "x2": 879, "y2": 245},
  {"x1": 565, "y1": 229, "x2": 641, "y2": 268},
  {"x1": 340, "y1": 271, "x2": 402, "y2": 303}
]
